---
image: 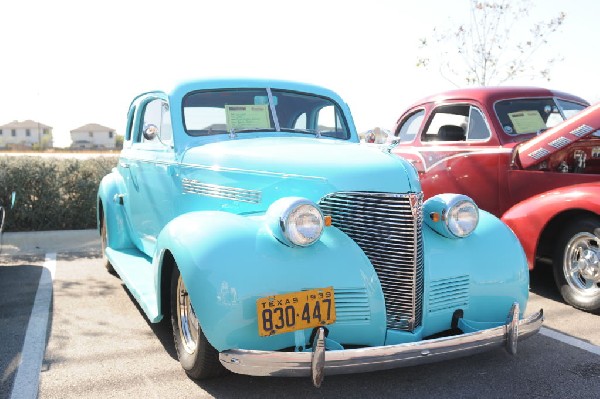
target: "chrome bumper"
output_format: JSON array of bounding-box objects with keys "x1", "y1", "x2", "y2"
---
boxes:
[{"x1": 219, "y1": 304, "x2": 543, "y2": 386}]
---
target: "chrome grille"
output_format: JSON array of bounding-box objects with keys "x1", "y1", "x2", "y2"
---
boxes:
[{"x1": 319, "y1": 192, "x2": 424, "y2": 331}]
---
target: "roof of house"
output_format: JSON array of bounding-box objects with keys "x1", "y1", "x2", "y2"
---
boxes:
[
  {"x1": 70, "y1": 123, "x2": 115, "y2": 133},
  {"x1": 0, "y1": 120, "x2": 52, "y2": 129}
]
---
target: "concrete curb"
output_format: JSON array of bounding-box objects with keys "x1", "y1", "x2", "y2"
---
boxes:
[{"x1": 0, "y1": 229, "x2": 100, "y2": 256}]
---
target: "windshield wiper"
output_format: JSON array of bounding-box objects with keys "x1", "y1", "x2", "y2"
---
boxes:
[
  {"x1": 229, "y1": 128, "x2": 276, "y2": 138},
  {"x1": 279, "y1": 128, "x2": 321, "y2": 137}
]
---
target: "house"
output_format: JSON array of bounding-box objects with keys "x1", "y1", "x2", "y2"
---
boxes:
[
  {"x1": 70, "y1": 123, "x2": 116, "y2": 149},
  {"x1": 0, "y1": 120, "x2": 53, "y2": 149}
]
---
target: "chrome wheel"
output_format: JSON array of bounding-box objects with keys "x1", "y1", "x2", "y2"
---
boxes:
[
  {"x1": 170, "y1": 266, "x2": 226, "y2": 379},
  {"x1": 176, "y1": 275, "x2": 199, "y2": 354},
  {"x1": 563, "y1": 232, "x2": 600, "y2": 296}
]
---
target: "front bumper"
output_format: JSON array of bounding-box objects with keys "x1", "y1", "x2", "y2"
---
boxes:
[{"x1": 219, "y1": 304, "x2": 543, "y2": 386}]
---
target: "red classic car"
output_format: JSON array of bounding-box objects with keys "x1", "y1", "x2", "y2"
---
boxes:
[{"x1": 391, "y1": 87, "x2": 600, "y2": 311}]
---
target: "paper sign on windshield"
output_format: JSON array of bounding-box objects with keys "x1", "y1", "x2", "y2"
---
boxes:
[
  {"x1": 508, "y1": 111, "x2": 546, "y2": 134},
  {"x1": 225, "y1": 105, "x2": 271, "y2": 130}
]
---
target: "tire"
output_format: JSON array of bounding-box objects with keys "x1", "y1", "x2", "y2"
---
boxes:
[
  {"x1": 552, "y1": 217, "x2": 600, "y2": 312},
  {"x1": 100, "y1": 214, "x2": 116, "y2": 275},
  {"x1": 170, "y1": 266, "x2": 226, "y2": 379}
]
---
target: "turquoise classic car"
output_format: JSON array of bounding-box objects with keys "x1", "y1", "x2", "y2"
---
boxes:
[{"x1": 98, "y1": 79, "x2": 543, "y2": 387}]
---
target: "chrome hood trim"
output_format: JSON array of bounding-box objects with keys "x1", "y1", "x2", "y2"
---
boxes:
[{"x1": 182, "y1": 178, "x2": 262, "y2": 204}]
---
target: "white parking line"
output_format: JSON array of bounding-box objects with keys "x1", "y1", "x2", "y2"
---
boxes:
[
  {"x1": 540, "y1": 327, "x2": 600, "y2": 356},
  {"x1": 10, "y1": 252, "x2": 56, "y2": 399}
]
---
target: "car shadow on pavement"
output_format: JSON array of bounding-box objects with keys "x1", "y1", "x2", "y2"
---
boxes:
[
  {"x1": 529, "y1": 263, "x2": 563, "y2": 303},
  {"x1": 119, "y1": 284, "x2": 178, "y2": 360}
]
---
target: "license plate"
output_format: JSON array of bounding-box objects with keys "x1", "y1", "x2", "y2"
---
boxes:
[{"x1": 256, "y1": 287, "x2": 336, "y2": 337}]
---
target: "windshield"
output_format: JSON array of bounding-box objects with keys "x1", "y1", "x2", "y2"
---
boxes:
[
  {"x1": 494, "y1": 98, "x2": 587, "y2": 136},
  {"x1": 182, "y1": 89, "x2": 350, "y2": 139}
]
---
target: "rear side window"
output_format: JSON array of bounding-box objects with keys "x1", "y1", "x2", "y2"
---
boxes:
[{"x1": 466, "y1": 107, "x2": 491, "y2": 140}]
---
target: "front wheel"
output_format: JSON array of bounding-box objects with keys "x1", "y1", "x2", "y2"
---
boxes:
[
  {"x1": 170, "y1": 266, "x2": 226, "y2": 379},
  {"x1": 553, "y1": 218, "x2": 600, "y2": 312},
  {"x1": 100, "y1": 213, "x2": 116, "y2": 275}
]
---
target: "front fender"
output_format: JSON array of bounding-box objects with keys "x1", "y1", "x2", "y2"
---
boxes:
[
  {"x1": 419, "y1": 210, "x2": 529, "y2": 338},
  {"x1": 501, "y1": 183, "x2": 600, "y2": 269},
  {"x1": 156, "y1": 211, "x2": 387, "y2": 352}
]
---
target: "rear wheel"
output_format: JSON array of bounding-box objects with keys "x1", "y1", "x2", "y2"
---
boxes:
[
  {"x1": 553, "y1": 217, "x2": 600, "y2": 312},
  {"x1": 170, "y1": 266, "x2": 226, "y2": 379}
]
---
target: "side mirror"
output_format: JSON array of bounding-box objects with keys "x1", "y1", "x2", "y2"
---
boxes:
[{"x1": 143, "y1": 124, "x2": 159, "y2": 141}]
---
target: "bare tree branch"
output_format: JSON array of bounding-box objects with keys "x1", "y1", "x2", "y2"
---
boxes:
[{"x1": 417, "y1": 0, "x2": 565, "y2": 86}]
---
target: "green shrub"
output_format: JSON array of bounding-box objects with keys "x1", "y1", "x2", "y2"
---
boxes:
[{"x1": 0, "y1": 156, "x2": 118, "y2": 231}]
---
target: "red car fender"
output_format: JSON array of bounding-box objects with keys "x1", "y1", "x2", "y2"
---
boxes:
[{"x1": 501, "y1": 183, "x2": 600, "y2": 270}]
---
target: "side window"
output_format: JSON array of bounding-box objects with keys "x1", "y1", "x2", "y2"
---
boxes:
[
  {"x1": 466, "y1": 106, "x2": 491, "y2": 141},
  {"x1": 423, "y1": 104, "x2": 469, "y2": 142},
  {"x1": 140, "y1": 98, "x2": 172, "y2": 146},
  {"x1": 396, "y1": 110, "x2": 424, "y2": 142}
]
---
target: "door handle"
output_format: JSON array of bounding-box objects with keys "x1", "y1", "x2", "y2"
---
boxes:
[{"x1": 120, "y1": 162, "x2": 130, "y2": 168}]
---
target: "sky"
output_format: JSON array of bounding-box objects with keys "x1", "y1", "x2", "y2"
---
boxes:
[{"x1": 1, "y1": 0, "x2": 599, "y2": 147}]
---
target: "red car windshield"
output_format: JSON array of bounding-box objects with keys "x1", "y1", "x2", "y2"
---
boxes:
[{"x1": 494, "y1": 98, "x2": 587, "y2": 136}]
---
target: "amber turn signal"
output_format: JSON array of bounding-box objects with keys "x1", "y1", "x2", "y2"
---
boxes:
[
  {"x1": 324, "y1": 215, "x2": 332, "y2": 226},
  {"x1": 429, "y1": 212, "x2": 441, "y2": 223}
]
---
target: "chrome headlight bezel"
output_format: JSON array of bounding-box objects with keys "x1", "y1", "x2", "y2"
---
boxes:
[
  {"x1": 443, "y1": 195, "x2": 479, "y2": 238},
  {"x1": 423, "y1": 194, "x2": 479, "y2": 239},
  {"x1": 266, "y1": 197, "x2": 324, "y2": 247}
]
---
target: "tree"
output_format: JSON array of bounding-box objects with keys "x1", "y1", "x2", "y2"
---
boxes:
[
  {"x1": 115, "y1": 134, "x2": 124, "y2": 149},
  {"x1": 417, "y1": 0, "x2": 566, "y2": 86}
]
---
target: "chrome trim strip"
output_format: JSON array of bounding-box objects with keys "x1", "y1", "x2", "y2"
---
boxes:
[
  {"x1": 219, "y1": 308, "x2": 543, "y2": 377},
  {"x1": 119, "y1": 157, "x2": 327, "y2": 181},
  {"x1": 182, "y1": 178, "x2": 262, "y2": 203}
]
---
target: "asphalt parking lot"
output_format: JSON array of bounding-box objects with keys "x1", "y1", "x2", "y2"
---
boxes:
[{"x1": 1, "y1": 231, "x2": 599, "y2": 398}]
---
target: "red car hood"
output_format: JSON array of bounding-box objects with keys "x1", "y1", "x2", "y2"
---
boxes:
[{"x1": 516, "y1": 102, "x2": 600, "y2": 169}]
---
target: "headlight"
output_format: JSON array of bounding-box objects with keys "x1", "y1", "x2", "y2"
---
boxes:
[
  {"x1": 423, "y1": 194, "x2": 479, "y2": 238},
  {"x1": 444, "y1": 197, "x2": 479, "y2": 237},
  {"x1": 266, "y1": 197, "x2": 324, "y2": 247}
]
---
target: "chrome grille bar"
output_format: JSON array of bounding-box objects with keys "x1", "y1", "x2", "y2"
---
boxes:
[{"x1": 319, "y1": 192, "x2": 424, "y2": 332}]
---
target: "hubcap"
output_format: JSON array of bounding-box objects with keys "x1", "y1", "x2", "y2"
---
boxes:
[
  {"x1": 564, "y1": 232, "x2": 600, "y2": 295},
  {"x1": 177, "y1": 275, "x2": 199, "y2": 354}
]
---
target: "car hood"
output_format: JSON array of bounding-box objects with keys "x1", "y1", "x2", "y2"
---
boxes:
[
  {"x1": 179, "y1": 137, "x2": 419, "y2": 210},
  {"x1": 515, "y1": 102, "x2": 600, "y2": 169}
]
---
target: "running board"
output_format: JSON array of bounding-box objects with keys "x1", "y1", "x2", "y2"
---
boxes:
[{"x1": 105, "y1": 247, "x2": 161, "y2": 322}]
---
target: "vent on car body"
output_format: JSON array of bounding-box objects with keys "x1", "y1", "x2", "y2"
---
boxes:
[
  {"x1": 319, "y1": 192, "x2": 424, "y2": 332},
  {"x1": 428, "y1": 275, "x2": 470, "y2": 313},
  {"x1": 334, "y1": 288, "x2": 370, "y2": 323}
]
